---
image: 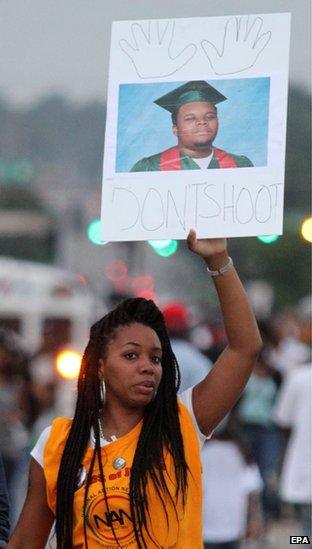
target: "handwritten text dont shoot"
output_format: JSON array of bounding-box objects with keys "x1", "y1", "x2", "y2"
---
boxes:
[{"x1": 107, "y1": 180, "x2": 283, "y2": 237}]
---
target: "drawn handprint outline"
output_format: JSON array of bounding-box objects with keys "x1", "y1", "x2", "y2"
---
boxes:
[
  {"x1": 201, "y1": 16, "x2": 272, "y2": 75},
  {"x1": 119, "y1": 20, "x2": 197, "y2": 79}
]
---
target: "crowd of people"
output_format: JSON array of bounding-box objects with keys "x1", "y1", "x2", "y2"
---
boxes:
[
  {"x1": 0, "y1": 254, "x2": 311, "y2": 547},
  {"x1": 163, "y1": 297, "x2": 311, "y2": 547}
]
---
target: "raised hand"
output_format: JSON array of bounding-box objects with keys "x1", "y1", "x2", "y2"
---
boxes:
[
  {"x1": 119, "y1": 20, "x2": 197, "y2": 78},
  {"x1": 186, "y1": 229, "x2": 227, "y2": 260},
  {"x1": 201, "y1": 16, "x2": 271, "y2": 75}
]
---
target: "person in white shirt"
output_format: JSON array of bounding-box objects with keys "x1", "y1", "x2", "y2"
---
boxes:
[
  {"x1": 274, "y1": 363, "x2": 312, "y2": 539},
  {"x1": 202, "y1": 413, "x2": 263, "y2": 549}
]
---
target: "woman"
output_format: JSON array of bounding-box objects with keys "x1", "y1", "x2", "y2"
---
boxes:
[{"x1": 8, "y1": 231, "x2": 262, "y2": 548}]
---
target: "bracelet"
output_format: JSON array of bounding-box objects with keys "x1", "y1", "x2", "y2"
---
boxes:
[{"x1": 206, "y1": 256, "x2": 234, "y2": 277}]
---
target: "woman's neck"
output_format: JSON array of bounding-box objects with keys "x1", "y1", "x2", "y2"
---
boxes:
[{"x1": 100, "y1": 402, "x2": 144, "y2": 439}]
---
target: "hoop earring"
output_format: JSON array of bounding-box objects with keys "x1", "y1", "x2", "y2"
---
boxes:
[{"x1": 100, "y1": 379, "x2": 106, "y2": 404}]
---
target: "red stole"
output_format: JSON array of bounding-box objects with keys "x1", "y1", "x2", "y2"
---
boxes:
[{"x1": 159, "y1": 146, "x2": 238, "y2": 170}]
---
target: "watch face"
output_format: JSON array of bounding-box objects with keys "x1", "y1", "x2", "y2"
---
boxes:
[{"x1": 75, "y1": 465, "x2": 87, "y2": 490}]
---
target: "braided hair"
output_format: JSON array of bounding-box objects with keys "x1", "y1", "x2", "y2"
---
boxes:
[{"x1": 55, "y1": 298, "x2": 188, "y2": 548}]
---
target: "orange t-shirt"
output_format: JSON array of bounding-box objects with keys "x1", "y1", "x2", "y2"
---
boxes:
[{"x1": 43, "y1": 401, "x2": 202, "y2": 548}]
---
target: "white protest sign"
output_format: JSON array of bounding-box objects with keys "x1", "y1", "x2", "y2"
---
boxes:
[{"x1": 101, "y1": 13, "x2": 291, "y2": 242}]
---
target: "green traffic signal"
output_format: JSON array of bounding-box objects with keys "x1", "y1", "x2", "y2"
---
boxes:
[
  {"x1": 148, "y1": 240, "x2": 178, "y2": 257},
  {"x1": 86, "y1": 219, "x2": 107, "y2": 246},
  {"x1": 257, "y1": 235, "x2": 280, "y2": 244}
]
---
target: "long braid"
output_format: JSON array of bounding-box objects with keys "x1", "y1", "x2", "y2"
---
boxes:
[{"x1": 55, "y1": 298, "x2": 189, "y2": 548}]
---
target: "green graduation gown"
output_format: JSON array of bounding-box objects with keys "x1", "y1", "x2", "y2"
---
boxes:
[{"x1": 131, "y1": 147, "x2": 253, "y2": 172}]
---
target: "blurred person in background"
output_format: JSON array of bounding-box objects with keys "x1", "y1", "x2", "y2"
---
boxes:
[
  {"x1": 274, "y1": 362, "x2": 312, "y2": 540},
  {"x1": 204, "y1": 321, "x2": 228, "y2": 364},
  {"x1": 202, "y1": 412, "x2": 263, "y2": 549},
  {"x1": 0, "y1": 330, "x2": 37, "y2": 525},
  {"x1": 266, "y1": 311, "x2": 310, "y2": 376},
  {"x1": 0, "y1": 453, "x2": 10, "y2": 548},
  {"x1": 256, "y1": 320, "x2": 282, "y2": 388},
  {"x1": 30, "y1": 322, "x2": 59, "y2": 399},
  {"x1": 28, "y1": 381, "x2": 58, "y2": 451},
  {"x1": 190, "y1": 317, "x2": 228, "y2": 364},
  {"x1": 296, "y1": 295, "x2": 311, "y2": 348},
  {"x1": 162, "y1": 301, "x2": 212, "y2": 391},
  {"x1": 236, "y1": 349, "x2": 282, "y2": 519},
  {"x1": 29, "y1": 322, "x2": 62, "y2": 440}
]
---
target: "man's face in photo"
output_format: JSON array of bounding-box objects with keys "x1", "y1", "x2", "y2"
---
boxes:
[{"x1": 173, "y1": 101, "x2": 219, "y2": 151}]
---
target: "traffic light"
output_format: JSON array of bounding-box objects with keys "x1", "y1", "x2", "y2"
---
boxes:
[
  {"x1": 86, "y1": 219, "x2": 108, "y2": 245},
  {"x1": 257, "y1": 235, "x2": 280, "y2": 244},
  {"x1": 301, "y1": 217, "x2": 312, "y2": 243},
  {"x1": 56, "y1": 350, "x2": 82, "y2": 380},
  {"x1": 148, "y1": 240, "x2": 178, "y2": 257}
]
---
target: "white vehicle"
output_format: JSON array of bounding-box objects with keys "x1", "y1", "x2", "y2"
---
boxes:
[
  {"x1": 0, "y1": 256, "x2": 103, "y2": 416},
  {"x1": 0, "y1": 256, "x2": 98, "y2": 354}
]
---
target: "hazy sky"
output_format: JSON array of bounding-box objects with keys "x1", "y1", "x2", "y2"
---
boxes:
[{"x1": 0, "y1": 0, "x2": 310, "y2": 105}]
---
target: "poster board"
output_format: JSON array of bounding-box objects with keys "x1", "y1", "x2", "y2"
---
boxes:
[{"x1": 101, "y1": 13, "x2": 291, "y2": 241}]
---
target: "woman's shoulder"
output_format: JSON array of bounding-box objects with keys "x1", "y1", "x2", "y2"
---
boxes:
[
  {"x1": 46, "y1": 417, "x2": 73, "y2": 448},
  {"x1": 178, "y1": 386, "x2": 192, "y2": 409},
  {"x1": 178, "y1": 386, "x2": 213, "y2": 445},
  {"x1": 31, "y1": 417, "x2": 72, "y2": 467},
  {"x1": 50, "y1": 416, "x2": 73, "y2": 430},
  {"x1": 45, "y1": 416, "x2": 73, "y2": 440}
]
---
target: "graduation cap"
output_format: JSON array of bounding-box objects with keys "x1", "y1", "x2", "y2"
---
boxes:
[{"x1": 154, "y1": 80, "x2": 227, "y2": 114}]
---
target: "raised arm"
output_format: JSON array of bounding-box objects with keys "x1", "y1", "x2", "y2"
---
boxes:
[
  {"x1": 7, "y1": 458, "x2": 54, "y2": 549},
  {"x1": 187, "y1": 229, "x2": 262, "y2": 435}
]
